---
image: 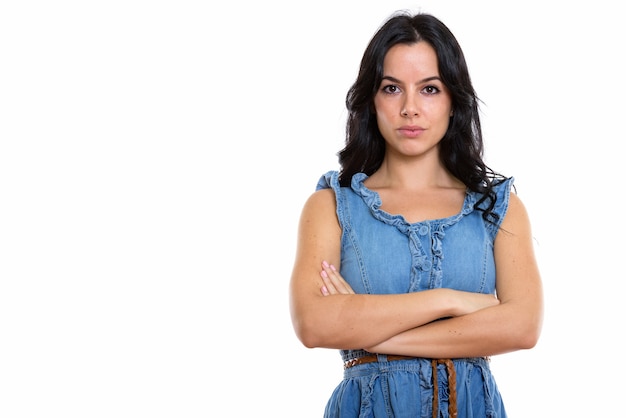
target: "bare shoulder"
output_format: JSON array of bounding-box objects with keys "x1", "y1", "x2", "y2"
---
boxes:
[
  {"x1": 499, "y1": 190, "x2": 532, "y2": 239},
  {"x1": 301, "y1": 188, "x2": 337, "y2": 218},
  {"x1": 296, "y1": 188, "x2": 341, "y2": 242}
]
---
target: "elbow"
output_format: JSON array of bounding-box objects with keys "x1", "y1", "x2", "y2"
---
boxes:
[
  {"x1": 522, "y1": 309, "x2": 544, "y2": 349},
  {"x1": 293, "y1": 323, "x2": 324, "y2": 349},
  {"x1": 501, "y1": 300, "x2": 543, "y2": 351},
  {"x1": 518, "y1": 328, "x2": 541, "y2": 350},
  {"x1": 291, "y1": 313, "x2": 325, "y2": 349},
  {"x1": 298, "y1": 333, "x2": 320, "y2": 349},
  {"x1": 514, "y1": 317, "x2": 543, "y2": 350},
  {"x1": 292, "y1": 310, "x2": 350, "y2": 349}
]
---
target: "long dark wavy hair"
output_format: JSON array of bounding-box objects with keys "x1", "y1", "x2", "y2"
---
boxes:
[{"x1": 338, "y1": 12, "x2": 508, "y2": 223}]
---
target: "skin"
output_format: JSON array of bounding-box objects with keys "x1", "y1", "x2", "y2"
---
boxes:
[{"x1": 289, "y1": 42, "x2": 543, "y2": 358}]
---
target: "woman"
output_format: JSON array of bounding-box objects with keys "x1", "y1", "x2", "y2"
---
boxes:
[{"x1": 289, "y1": 11, "x2": 543, "y2": 418}]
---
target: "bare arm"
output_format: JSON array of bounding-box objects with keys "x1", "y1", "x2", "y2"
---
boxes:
[
  {"x1": 364, "y1": 193, "x2": 544, "y2": 358},
  {"x1": 289, "y1": 189, "x2": 499, "y2": 350}
]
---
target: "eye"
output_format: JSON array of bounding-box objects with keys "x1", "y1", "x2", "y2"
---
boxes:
[
  {"x1": 381, "y1": 84, "x2": 401, "y2": 94},
  {"x1": 422, "y1": 85, "x2": 441, "y2": 95}
]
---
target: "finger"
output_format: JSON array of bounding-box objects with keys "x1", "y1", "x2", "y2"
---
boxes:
[
  {"x1": 328, "y1": 264, "x2": 355, "y2": 294},
  {"x1": 320, "y1": 269, "x2": 340, "y2": 295},
  {"x1": 322, "y1": 261, "x2": 355, "y2": 295}
]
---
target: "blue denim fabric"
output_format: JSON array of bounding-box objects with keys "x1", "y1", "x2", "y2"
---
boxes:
[
  {"x1": 316, "y1": 171, "x2": 513, "y2": 418},
  {"x1": 324, "y1": 357, "x2": 505, "y2": 418}
]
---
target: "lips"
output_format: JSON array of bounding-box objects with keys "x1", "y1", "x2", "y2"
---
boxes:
[{"x1": 398, "y1": 126, "x2": 424, "y2": 138}]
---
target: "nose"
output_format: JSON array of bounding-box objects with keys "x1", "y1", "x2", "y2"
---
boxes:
[{"x1": 401, "y1": 92, "x2": 419, "y2": 117}]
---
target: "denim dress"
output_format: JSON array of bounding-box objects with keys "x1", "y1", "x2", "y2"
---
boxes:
[{"x1": 316, "y1": 171, "x2": 513, "y2": 418}]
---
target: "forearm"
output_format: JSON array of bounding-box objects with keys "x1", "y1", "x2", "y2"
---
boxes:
[
  {"x1": 367, "y1": 301, "x2": 542, "y2": 358},
  {"x1": 296, "y1": 261, "x2": 500, "y2": 350},
  {"x1": 292, "y1": 289, "x2": 459, "y2": 350}
]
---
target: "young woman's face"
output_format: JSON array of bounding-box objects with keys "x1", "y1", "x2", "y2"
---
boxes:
[{"x1": 374, "y1": 42, "x2": 453, "y2": 158}]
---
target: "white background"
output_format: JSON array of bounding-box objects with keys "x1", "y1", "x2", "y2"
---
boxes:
[{"x1": 1, "y1": 1, "x2": 624, "y2": 416}]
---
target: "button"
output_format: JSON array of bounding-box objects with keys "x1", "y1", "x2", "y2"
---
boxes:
[{"x1": 418, "y1": 225, "x2": 429, "y2": 235}]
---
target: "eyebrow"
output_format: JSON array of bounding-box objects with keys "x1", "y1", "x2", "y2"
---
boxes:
[{"x1": 381, "y1": 75, "x2": 442, "y2": 84}]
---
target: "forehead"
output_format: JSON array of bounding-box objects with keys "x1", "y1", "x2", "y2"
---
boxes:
[{"x1": 383, "y1": 42, "x2": 440, "y2": 76}]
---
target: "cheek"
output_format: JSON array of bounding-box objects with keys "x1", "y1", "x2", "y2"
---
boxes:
[
  {"x1": 427, "y1": 104, "x2": 452, "y2": 125},
  {"x1": 375, "y1": 111, "x2": 392, "y2": 134},
  {"x1": 374, "y1": 101, "x2": 394, "y2": 125}
]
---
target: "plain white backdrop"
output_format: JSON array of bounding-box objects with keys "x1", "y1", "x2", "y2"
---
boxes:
[{"x1": 1, "y1": 0, "x2": 624, "y2": 416}]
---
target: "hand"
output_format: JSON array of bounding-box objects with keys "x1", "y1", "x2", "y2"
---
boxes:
[
  {"x1": 320, "y1": 261, "x2": 355, "y2": 295},
  {"x1": 450, "y1": 290, "x2": 500, "y2": 317}
]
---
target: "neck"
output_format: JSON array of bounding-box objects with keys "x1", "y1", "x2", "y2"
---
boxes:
[{"x1": 367, "y1": 154, "x2": 462, "y2": 191}]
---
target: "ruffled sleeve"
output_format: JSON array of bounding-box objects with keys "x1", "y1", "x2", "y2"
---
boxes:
[
  {"x1": 482, "y1": 177, "x2": 515, "y2": 238},
  {"x1": 316, "y1": 170, "x2": 339, "y2": 191}
]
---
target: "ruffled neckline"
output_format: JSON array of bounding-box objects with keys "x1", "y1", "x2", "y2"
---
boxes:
[{"x1": 350, "y1": 172, "x2": 477, "y2": 230}]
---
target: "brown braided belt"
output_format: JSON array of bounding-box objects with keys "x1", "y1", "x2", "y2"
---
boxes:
[
  {"x1": 344, "y1": 355, "x2": 457, "y2": 418},
  {"x1": 432, "y1": 359, "x2": 457, "y2": 418}
]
